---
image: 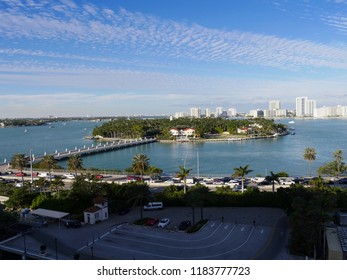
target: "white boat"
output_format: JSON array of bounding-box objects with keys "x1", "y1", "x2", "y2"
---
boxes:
[{"x1": 288, "y1": 120, "x2": 295, "y2": 124}]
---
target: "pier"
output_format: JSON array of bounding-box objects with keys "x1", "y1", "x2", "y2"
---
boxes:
[{"x1": 31, "y1": 138, "x2": 157, "y2": 162}]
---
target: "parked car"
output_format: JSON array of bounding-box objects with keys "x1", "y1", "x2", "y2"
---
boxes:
[
  {"x1": 338, "y1": 178, "x2": 347, "y2": 184},
  {"x1": 63, "y1": 173, "x2": 75, "y2": 179},
  {"x1": 158, "y1": 218, "x2": 170, "y2": 228},
  {"x1": 65, "y1": 220, "x2": 82, "y2": 228},
  {"x1": 145, "y1": 217, "x2": 159, "y2": 226},
  {"x1": 178, "y1": 220, "x2": 191, "y2": 230},
  {"x1": 143, "y1": 202, "x2": 163, "y2": 210},
  {"x1": 258, "y1": 180, "x2": 271, "y2": 186}
]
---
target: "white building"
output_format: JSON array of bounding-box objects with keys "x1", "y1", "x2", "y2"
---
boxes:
[
  {"x1": 84, "y1": 197, "x2": 108, "y2": 225},
  {"x1": 248, "y1": 109, "x2": 264, "y2": 118},
  {"x1": 205, "y1": 108, "x2": 211, "y2": 118},
  {"x1": 296, "y1": 97, "x2": 316, "y2": 117},
  {"x1": 264, "y1": 109, "x2": 288, "y2": 118},
  {"x1": 174, "y1": 112, "x2": 188, "y2": 118},
  {"x1": 215, "y1": 107, "x2": 223, "y2": 117},
  {"x1": 314, "y1": 105, "x2": 347, "y2": 118},
  {"x1": 269, "y1": 100, "x2": 281, "y2": 110},
  {"x1": 227, "y1": 108, "x2": 237, "y2": 117},
  {"x1": 190, "y1": 107, "x2": 201, "y2": 118}
]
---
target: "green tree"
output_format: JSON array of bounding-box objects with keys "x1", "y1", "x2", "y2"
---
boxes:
[
  {"x1": 132, "y1": 154, "x2": 150, "y2": 180},
  {"x1": 176, "y1": 166, "x2": 192, "y2": 194},
  {"x1": 67, "y1": 155, "x2": 83, "y2": 176},
  {"x1": 333, "y1": 149, "x2": 343, "y2": 178},
  {"x1": 304, "y1": 147, "x2": 317, "y2": 177},
  {"x1": 265, "y1": 171, "x2": 280, "y2": 193},
  {"x1": 185, "y1": 185, "x2": 210, "y2": 224},
  {"x1": 126, "y1": 182, "x2": 152, "y2": 219},
  {"x1": 39, "y1": 155, "x2": 58, "y2": 183},
  {"x1": 11, "y1": 153, "x2": 28, "y2": 183},
  {"x1": 233, "y1": 165, "x2": 253, "y2": 193}
]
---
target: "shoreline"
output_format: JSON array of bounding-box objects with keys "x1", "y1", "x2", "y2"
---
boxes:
[{"x1": 86, "y1": 132, "x2": 288, "y2": 143}]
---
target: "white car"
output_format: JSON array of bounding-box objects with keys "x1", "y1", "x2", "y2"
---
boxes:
[
  {"x1": 158, "y1": 218, "x2": 170, "y2": 228},
  {"x1": 63, "y1": 173, "x2": 75, "y2": 179}
]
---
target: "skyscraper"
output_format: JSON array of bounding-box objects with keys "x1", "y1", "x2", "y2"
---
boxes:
[
  {"x1": 269, "y1": 100, "x2": 281, "y2": 110},
  {"x1": 296, "y1": 97, "x2": 316, "y2": 117},
  {"x1": 190, "y1": 107, "x2": 201, "y2": 118}
]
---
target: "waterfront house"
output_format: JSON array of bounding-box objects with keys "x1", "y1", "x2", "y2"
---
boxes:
[{"x1": 83, "y1": 197, "x2": 108, "y2": 224}]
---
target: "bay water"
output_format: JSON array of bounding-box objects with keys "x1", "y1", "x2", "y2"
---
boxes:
[{"x1": 0, "y1": 119, "x2": 346, "y2": 177}]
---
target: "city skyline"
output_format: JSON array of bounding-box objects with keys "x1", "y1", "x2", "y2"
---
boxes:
[{"x1": 2, "y1": 1, "x2": 347, "y2": 117}]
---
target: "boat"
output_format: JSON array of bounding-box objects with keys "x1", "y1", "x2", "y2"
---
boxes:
[
  {"x1": 288, "y1": 120, "x2": 295, "y2": 124},
  {"x1": 24, "y1": 129, "x2": 28, "y2": 133}
]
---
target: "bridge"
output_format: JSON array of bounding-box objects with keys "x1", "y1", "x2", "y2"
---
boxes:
[{"x1": 31, "y1": 138, "x2": 157, "y2": 162}]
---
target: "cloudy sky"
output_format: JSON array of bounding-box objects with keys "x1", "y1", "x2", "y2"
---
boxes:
[{"x1": 1, "y1": 0, "x2": 347, "y2": 117}]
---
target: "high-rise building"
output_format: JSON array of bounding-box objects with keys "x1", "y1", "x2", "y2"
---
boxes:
[
  {"x1": 227, "y1": 108, "x2": 237, "y2": 117},
  {"x1": 215, "y1": 107, "x2": 223, "y2": 117},
  {"x1": 205, "y1": 108, "x2": 211, "y2": 118},
  {"x1": 190, "y1": 107, "x2": 201, "y2": 118},
  {"x1": 296, "y1": 97, "x2": 316, "y2": 117},
  {"x1": 269, "y1": 100, "x2": 281, "y2": 110},
  {"x1": 296, "y1": 97, "x2": 307, "y2": 117}
]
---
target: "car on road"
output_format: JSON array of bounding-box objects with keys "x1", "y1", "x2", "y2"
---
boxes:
[
  {"x1": 65, "y1": 220, "x2": 82, "y2": 228},
  {"x1": 63, "y1": 173, "x2": 75, "y2": 179},
  {"x1": 145, "y1": 217, "x2": 159, "y2": 226},
  {"x1": 15, "y1": 172, "x2": 27, "y2": 177},
  {"x1": 258, "y1": 180, "x2": 271, "y2": 186},
  {"x1": 178, "y1": 220, "x2": 191, "y2": 230},
  {"x1": 158, "y1": 218, "x2": 170, "y2": 228},
  {"x1": 95, "y1": 174, "x2": 104, "y2": 179}
]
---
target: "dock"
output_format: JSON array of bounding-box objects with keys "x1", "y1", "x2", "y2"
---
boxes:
[{"x1": 31, "y1": 138, "x2": 157, "y2": 162}]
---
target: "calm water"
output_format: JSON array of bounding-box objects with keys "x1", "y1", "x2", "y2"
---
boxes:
[{"x1": 1, "y1": 119, "x2": 346, "y2": 177}]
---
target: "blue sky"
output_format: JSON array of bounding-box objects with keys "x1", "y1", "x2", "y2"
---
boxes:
[{"x1": 1, "y1": 0, "x2": 347, "y2": 117}]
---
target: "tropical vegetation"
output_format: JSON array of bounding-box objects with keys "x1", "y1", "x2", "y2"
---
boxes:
[{"x1": 92, "y1": 117, "x2": 287, "y2": 140}]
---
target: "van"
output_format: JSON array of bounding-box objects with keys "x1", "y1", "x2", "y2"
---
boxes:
[{"x1": 143, "y1": 202, "x2": 163, "y2": 210}]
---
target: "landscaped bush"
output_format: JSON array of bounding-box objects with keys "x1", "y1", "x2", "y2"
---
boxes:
[{"x1": 186, "y1": 219, "x2": 208, "y2": 233}]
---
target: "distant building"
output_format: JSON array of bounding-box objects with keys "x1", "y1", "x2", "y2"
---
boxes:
[
  {"x1": 215, "y1": 107, "x2": 223, "y2": 117},
  {"x1": 314, "y1": 105, "x2": 347, "y2": 118},
  {"x1": 248, "y1": 109, "x2": 264, "y2": 118},
  {"x1": 269, "y1": 100, "x2": 281, "y2": 110},
  {"x1": 190, "y1": 107, "x2": 201, "y2": 118},
  {"x1": 205, "y1": 108, "x2": 211, "y2": 118},
  {"x1": 227, "y1": 108, "x2": 237, "y2": 117},
  {"x1": 296, "y1": 96, "x2": 316, "y2": 117},
  {"x1": 264, "y1": 109, "x2": 288, "y2": 118},
  {"x1": 174, "y1": 112, "x2": 188, "y2": 118}
]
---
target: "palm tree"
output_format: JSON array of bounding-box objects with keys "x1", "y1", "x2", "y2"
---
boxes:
[
  {"x1": 39, "y1": 155, "x2": 58, "y2": 183},
  {"x1": 50, "y1": 176, "x2": 65, "y2": 197},
  {"x1": 126, "y1": 182, "x2": 152, "y2": 219},
  {"x1": 132, "y1": 154, "x2": 150, "y2": 180},
  {"x1": 265, "y1": 171, "x2": 280, "y2": 193},
  {"x1": 233, "y1": 164, "x2": 253, "y2": 193},
  {"x1": 176, "y1": 165, "x2": 192, "y2": 194},
  {"x1": 11, "y1": 153, "x2": 28, "y2": 183},
  {"x1": 304, "y1": 147, "x2": 317, "y2": 177},
  {"x1": 67, "y1": 154, "x2": 83, "y2": 176},
  {"x1": 333, "y1": 149, "x2": 343, "y2": 178}
]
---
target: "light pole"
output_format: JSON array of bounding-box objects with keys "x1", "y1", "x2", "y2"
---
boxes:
[{"x1": 30, "y1": 149, "x2": 33, "y2": 184}]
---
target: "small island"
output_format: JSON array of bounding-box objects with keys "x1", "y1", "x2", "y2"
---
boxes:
[{"x1": 91, "y1": 117, "x2": 288, "y2": 142}]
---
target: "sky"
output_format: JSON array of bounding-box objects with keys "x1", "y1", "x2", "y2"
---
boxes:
[{"x1": 1, "y1": 0, "x2": 347, "y2": 117}]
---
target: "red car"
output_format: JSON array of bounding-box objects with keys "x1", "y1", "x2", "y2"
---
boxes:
[
  {"x1": 145, "y1": 217, "x2": 159, "y2": 226},
  {"x1": 95, "y1": 174, "x2": 104, "y2": 179},
  {"x1": 15, "y1": 172, "x2": 27, "y2": 177}
]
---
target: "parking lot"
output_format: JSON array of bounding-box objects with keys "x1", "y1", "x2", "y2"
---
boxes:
[{"x1": 0, "y1": 207, "x2": 292, "y2": 260}]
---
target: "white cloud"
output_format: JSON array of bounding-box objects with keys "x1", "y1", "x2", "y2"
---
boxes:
[{"x1": 1, "y1": 2, "x2": 347, "y2": 71}]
